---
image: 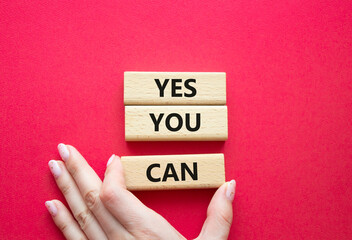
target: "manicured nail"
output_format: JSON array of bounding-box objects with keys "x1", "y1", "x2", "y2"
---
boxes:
[
  {"x1": 45, "y1": 201, "x2": 57, "y2": 216},
  {"x1": 226, "y1": 180, "x2": 236, "y2": 202},
  {"x1": 107, "y1": 154, "x2": 115, "y2": 166},
  {"x1": 57, "y1": 143, "x2": 69, "y2": 161},
  {"x1": 48, "y1": 160, "x2": 62, "y2": 178}
]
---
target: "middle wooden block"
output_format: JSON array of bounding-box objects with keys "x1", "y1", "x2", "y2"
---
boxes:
[{"x1": 125, "y1": 105, "x2": 228, "y2": 141}]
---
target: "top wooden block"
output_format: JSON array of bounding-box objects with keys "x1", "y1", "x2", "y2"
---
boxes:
[{"x1": 124, "y1": 72, "x2": 226, "y2": 105}]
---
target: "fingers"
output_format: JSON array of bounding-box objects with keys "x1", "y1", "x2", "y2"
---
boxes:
[
  {"x1": 100, "y1": 155, "x2": 158, "y2": 231},
  {"x1": 57, "y1": 143, "x2": 102, "y2": 192},
  {"x1": 48, "y1": 160, "x2": 107, "y2": 240},
  {"x1": 101, "y1": 155, "x2": 186, "y2": 239},
  {"x1": 105, "y1": 154, "x2": 126, "y2": 187},
  {"x1": 196, "y1": 180, "x2": 236, "y2": 240},
  {"x1": 45, "y1": 200, "x2": 87, "y2": 240},
  {"x1": 56, "y1": 144, "x2": 130, "y2": 239}
]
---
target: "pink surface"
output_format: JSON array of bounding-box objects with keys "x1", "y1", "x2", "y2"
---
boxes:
[{"x1": 1, "y1": 0, "x2": 352, "y2": 239}]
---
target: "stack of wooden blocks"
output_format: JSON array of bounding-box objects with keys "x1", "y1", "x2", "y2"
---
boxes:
[{"x1": 122, "y1": 72, "x2": 228, "y2": 190}]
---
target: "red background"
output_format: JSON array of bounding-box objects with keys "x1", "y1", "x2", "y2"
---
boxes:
[{"x1": 1, "y1": 0, "x2": 352, "y2": 239}]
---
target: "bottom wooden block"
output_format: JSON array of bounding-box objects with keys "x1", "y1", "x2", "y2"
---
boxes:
[{"x1": 121, "y1": 154, "x2": 225, "y2": 190}]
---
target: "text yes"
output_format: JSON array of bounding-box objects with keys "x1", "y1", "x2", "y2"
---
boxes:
[{"x1": 154, "y1": 79, "x2": 197, "y2": 97}]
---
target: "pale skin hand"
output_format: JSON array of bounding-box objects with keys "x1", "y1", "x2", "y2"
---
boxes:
[{"x1": 45, "y1": 144, "x2": 236, "y2": 240}]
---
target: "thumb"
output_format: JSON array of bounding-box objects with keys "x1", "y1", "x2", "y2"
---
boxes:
[{"x1": 196, "y1": 180, "x2": 236, "y2": 240}]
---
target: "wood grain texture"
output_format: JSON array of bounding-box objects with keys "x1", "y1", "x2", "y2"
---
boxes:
[
  {"x1": 124, "y1": 72, "x2": 226, "y2": 105},
  {"x1": 121, "y1": 154, "x2": 225, "y2": 190},
  {"x1": 125, "y1": 105, "x2": 228, "y2": 141}
]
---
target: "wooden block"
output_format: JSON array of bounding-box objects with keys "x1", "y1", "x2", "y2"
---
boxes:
[
  {"x1": 121, "y1": 154, "x2": 225, "y2": 190},
  {"x1": 124, "y1": 72, "x2": 226, "y2": 105},
  {"x1": 125, "y1": 106, "x2": 228, "y2": 141}
]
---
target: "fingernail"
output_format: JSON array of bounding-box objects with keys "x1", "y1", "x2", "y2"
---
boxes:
[
  {"x1": 226, "y1": 180, "x2": 236, "y2": 202},
  {"x1": 45, "y1": 201, "x2": 57, "y2": 216},
  {"x1": 48, "y1": 160, "x2": 62, "y2": 178},
  {"x1": 57, "y1": 143, "x2": 69, "y2": 161},
  {"x1": 107, "y1": 154, "x2": 115, "y2": 166}
]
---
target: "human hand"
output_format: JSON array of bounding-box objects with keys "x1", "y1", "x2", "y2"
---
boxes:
[{"x1": 46, "y1": 144, "x2": 236, "y2": 240}]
